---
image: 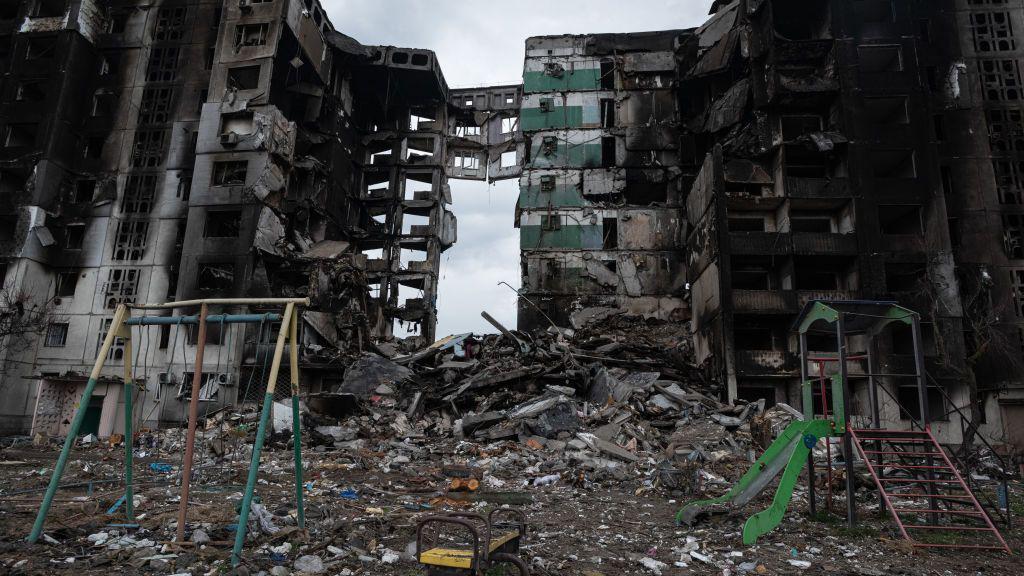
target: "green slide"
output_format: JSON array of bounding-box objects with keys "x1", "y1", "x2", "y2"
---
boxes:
[{"x1": 675, "y1": 418, "x2": 833, "y2": 545}]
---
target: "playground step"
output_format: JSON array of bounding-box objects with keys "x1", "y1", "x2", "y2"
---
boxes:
[{"x1": 850, "y1": 427, "x2": 1011, "y2": 554}]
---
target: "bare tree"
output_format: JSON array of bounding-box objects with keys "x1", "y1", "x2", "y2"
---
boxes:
[{"x1": 0, "y1": 286, "x2": 61, "y2": 357}]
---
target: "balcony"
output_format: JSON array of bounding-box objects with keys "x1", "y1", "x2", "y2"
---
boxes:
[
  {"x1": 732, "y1": 290, "x2": 799, "y2": 314},
  {"x1": 792, "y1": 232, "x2": 857, "y2": 255},
  {"x1": 785, "y1": 177, "x2": 851, "y2": 200},
  {"x1": 735, "y1": 350, "x2": 800, "y2": 376}
]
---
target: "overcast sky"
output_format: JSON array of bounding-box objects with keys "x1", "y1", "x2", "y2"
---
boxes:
[{"x1": 323, "y1": 0, "x2": 715, "y2": 337}]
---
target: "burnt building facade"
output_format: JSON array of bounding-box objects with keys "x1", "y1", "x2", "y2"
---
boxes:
[
  {"x1": 0, "y1": 0, "x2": 459, "y2": 436},
  {"x1": 683, "y1": 0, "x2": 1024, "y2": 448}
]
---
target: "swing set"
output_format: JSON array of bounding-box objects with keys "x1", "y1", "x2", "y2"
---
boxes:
[{"x1": 26, "y1": 297, "x2": 310, "y2": 567}]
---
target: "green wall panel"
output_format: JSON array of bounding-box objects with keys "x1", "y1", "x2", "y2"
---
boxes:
[{"x1": 523, "y1": 68, "x2": 602, "y2": 93}]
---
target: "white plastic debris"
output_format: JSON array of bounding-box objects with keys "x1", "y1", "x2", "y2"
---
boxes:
[
  {"x1": 294, "y1": 554, "x2": 325, "y2": 573},
  {"x1": 532, "y1": 474, "x2": 560, "y2": 487},
  {"x1": 788, "y1": 559, "x2": 812, "y2": 569},
  {"x1": 639, "y1": 557, "x2": 668, "y2": 575},
  {"x1": 380, "y1": 548, "x2": 400, "y2": 564}
]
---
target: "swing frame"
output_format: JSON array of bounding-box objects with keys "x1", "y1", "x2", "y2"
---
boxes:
[{"x1": 27, "y1": 297, "x2": 309, "y2": 567}]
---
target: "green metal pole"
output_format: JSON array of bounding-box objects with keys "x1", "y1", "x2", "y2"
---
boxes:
[
  {"x1": 123, "y1": 382, "x2": 134, "y2": 521},
  {"x1": 292, "y1": 394, "x2": 305, "y2": 528},
  {"x1": 27, "y1": 376, "x2": 101, "y2": 543},
  {"x1": 231, "y1": 391, "x2": 274, "y2": 566}
]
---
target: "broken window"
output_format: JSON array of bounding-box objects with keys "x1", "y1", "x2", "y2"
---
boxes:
[
  {"x1": 112, "y1": 220, "x2": 149, "y2": 260},
  {"x1": 971, "y1": 11, "x2": 1015, "y2": 52},
  {"x1": 32, "y1": 0, "x2": 65, "y2": 18},
  {"x1": 602, "y1": 217, "x2": 618, "y2": 249},
  {"x1": 790, "y1": 212, "x2": 833, "y2": 233},
  {"x1": 878, "y1": 205, "x2": 923, "y2": 235},
  {"x1": 979, "y1": 59, "x2": 1022, "y2": 101},
  {"x1": 452, "y1": 152, "x2": 479, "y2": 171},
  {"x1": 227, "y1": 65, "x2": 261, "y2": 90},
  {"x1": 863, "y1": 96, "x2": 909, "y2": 125},
  {"x1": 204, "y1": 210, "x2": 241, "y2": 237},
  {"x1": 99, "y1": 51, "x2": 119, "y2": 76},
  {"x1": 166, "y1": 264, "x2": 179, "y2": 300},
  {"x1": 897, "y1": 385, "x2": 947, "y2": 422},
  {"x1": 44, "y1": 322, "x2": 68, "y2": 347},
  {"x1": 600, "y1": 98, "x2": 615, "y2": 128},
  {"x1": 601, "y1": 136, "x2": 616, "y2": 167},
  {"x1": 73, "y1": 180, "x2": 96, "y2": 204},
  {"x1": 212, "y1": 160, "x2": 247, "y2": 186},
  {"x1": 455, "y1": 123, "x2": 481, "y2": 137},
  {"x1": 795, "y1": 266, "x2": 839, "y2": 290},
  {"x1": 733, "y1": 325, "x2": 774, "y2": 350},
  {"x1": 96, "y1": 318, "x2": 126, "y2": 362},
  {"x1": 131, "y1": 129, "x2": 167, "y2": 168},
  {"x1": 870, "y1": 149, "x2": 916, "y2": 178},
  {"x1": 784, "y1": 145, "x2": 829, "y2": 178},
  {"x1": 4, "y1": 124, "x2": 37, "y2": 148},
  {"x1": 1005, "y1": 214, "x2": 1024, "y2": 259},
  {"x1": 731, "y1": 257, "x2": 774, "y2": 290},
  {"x1": 55, "y1": 271, "x2": 78, "y2": 298},
  {"x1": 600, "y1": 60, "x2": 615, "y2": 90},
  {"x1": 104, "y1": 268, "x2": 140, "y2": 308},
  {"x1": 138, "y1": 87, "x2": 175, "y2": 125},
  {"x1": 26, "y1": 36, "x2": 56, "y2": 60},
  {"x1": 992, "y1": 159, "x2": 1024, "y2": 203},
  {"x1": 505, "y1": 93, "x2": 516, "y2": 105},
  {"x1": 121, "y1": 173, "x2": 157, "y2": 214},
  {"x1": 539, "y1": 98, "x2": 554, "y2": 113},
  {"x1": 84, "y1": 136, "x2": 105, "y2": 159},
  {"x1": 154, "y1": 6, "x2": 187, "y2": 41},
  {"x1": 64, "y1": 224, "x2": 84, "y2": 249},
  {"x1": 146, "y1": 47, "x2": 180, "y2": 83},
  {"x1": 15, "y1": 80, "x2": 45, "y2": 102},
  {"x1": 933, "y1": 114, "x2": 946, "y2": 142},
  {"x1": 541, "y1": 215, "x2": 561, "y2": 231},
  {"x1": 107, "y1": 10, "x2": 128, "y2": 34},
  {"x1": 885, "y1": 263, "x2": 924, "y2": 292},
  {"x1": 235, "y1": 23, "x2": 270, "y2": 47},
  {"x1": 197, "y1": 262, "x2": 235, "y2": 294},
  {"x1": 540, "y1": 175, "x2": 556, "y2": 192},
  {"x1": 501, "y1": 116, "x2": 519, "y2": 134},
  {"x1": 858, "y1": 45, "x2": 903, "y2": 72},
  {"x1": 986, "y1": 109, "x2": 1024, "y2": 153}
]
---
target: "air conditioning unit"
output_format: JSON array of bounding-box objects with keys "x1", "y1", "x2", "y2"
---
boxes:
[
  {"x1": 158, "y1": 372, "x2": 177, "y2": 385},
  {"x1": 238, "y1": 0, "x2": 253, "y2": 12},
  {"x1": 220, "y1": 132, "x2": 241, "y2": 146},
  {"x1": 216, "y1": 373, "x2": 234, "y2": 387}
]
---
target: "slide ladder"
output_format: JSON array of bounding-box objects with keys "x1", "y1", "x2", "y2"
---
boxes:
[{"x1": 850, "y1": 427, "x2": 1011, "y2": 553}]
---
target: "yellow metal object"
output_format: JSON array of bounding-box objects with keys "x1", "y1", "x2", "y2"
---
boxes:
[{"x1": 419, "y1": 531, "x2": 519, "y2": 568}]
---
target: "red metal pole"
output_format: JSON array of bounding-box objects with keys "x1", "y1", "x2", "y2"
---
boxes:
[{"x1": 176, "y1": 303, "x2": 208, "y2": 542}]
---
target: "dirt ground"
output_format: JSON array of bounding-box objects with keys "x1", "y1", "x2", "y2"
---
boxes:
[{"x1": 0, "y1": 440, "x2": 1020, "y2": 576}]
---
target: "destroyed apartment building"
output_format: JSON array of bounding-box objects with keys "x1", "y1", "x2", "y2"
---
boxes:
[{"x1": 0, "y1": 0, "x2": 1022, "y2": 458}]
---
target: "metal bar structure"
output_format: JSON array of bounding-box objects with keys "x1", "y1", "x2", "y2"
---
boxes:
[
  {"x1": 27, "y1": 298, "x2": 310, "y2": 560},
  {"x1": 799, "y1": 332, "x2": 816, "y2": 518},
  {"x1": 28, "y1": 304, "x2": 131, "y2": 543},
  {"x1": 176, "y1": 303, "x2": 209, "y2": 543},
  {"x1": 836, "y1": 314, "x2": 857, "y2": 527},
  {"x1": 231, "y1": 302, "x2": 296, "y2": 566}
]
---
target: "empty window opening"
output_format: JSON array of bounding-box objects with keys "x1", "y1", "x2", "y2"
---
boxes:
[
  {"x1": 541, "y1": 214, "x2": 561, "y2": 231},
  {"x1": 737, "y1": 384, "x2": 779, "y2": 409},
  {"x1": 790, "y1": 213, "x2": 833, "y2": 233},
  {"x1": 773, "y1": 0, "x2": 831, "y2": 40},
  {"x1": 4, "y1": 124, "x2": 37, "y2": 148},
  {"x1": 32, "y1": 0, "x2": 66, "y2": 18},
  {"x1": 601, "y1": 136, "x2": 616, "y2": 168},
  {"x1": 780, "y1": 115, "x2": 823, "y2": 140},
  {"x1": 122, "y1": 173, "x2": 157, "y2": 214},
  {"x1": 235, "y1": 22, "x2": 270, "y2": 47},
  {"x1": 501, "y1": 116, "x2": 519, "y2": 134},
  {"x1": 600, "y1": 98, "x2": 615, "y2": 128},
  {"x1": 993, "y1": 159, "x2": 1024, "y2": 204},
  {"x1": 0, "y1": 3, "x2": 19, "y2": 19},
  {"x1": 455, "y1": 123, "x2": 481, "y2": 137},
  {"x1": 734, "y1": 325, "x2": 775, "y2": 350},
  {"x1": 64, "y1": 224, "x2": 84, "y2": 249},
  {"x1": 897, "y1": 385, "x2": 947, "y2": 422},
  {"x1": 885, "y1": 263, "x2": 926, "y2": 292},
  {"x1": 44, "y1": 323, "x2": 69, "y2": 347},
  {"x1": 871, "y1": 149, "x2": 916, "y2": 178},
  {"x1": 221, "y1": 111, "x2": 255, "y2": 139},
  {"x1": 409, "y1": 113, "x2": 434, "y2": 131},
  {"x1": 411, "y1": 53, "x2": 428, "y2": 66},
  {"x1": 855, "y1": 0, "x2": 895, "y2": 26},
  {"x1": 784, "y1": 145, "x2": 829, "y2": 178},
  {"x1": 452, "y1": 152, "x2": 480, "y2": 171},
  {"x1": 971, "y1": 11, "x2": 1016, "y2": 53},
  {"x1": 918, "y1": 18, "x2": 932, "y2": 43},
  {"x1": 212, "y1": 160, "x2": 248, "y2": 186},
  {"x1": 26, "y1": 37, "x2": 56, "y2": 60},
  {"x1": 732, "y1": 258, "x2": 774, "y2": 290},
  {"x1": 227, "y1": 65, "x2": 261, "y2": 90},
  {"x1": 540, "y1": 175, "x2": 556, "y2": 192},
  {"x1": 500, "y1": 150, "x2": 517, "y2": 168},
  {"x1": 795, "y1": 268, "x2": 839, "y2": 290},
  {"x1": 600, "y1": 60, "x2": 615, "y2": 90},
  {"x1": 948, "y1": 217, "x2": 962, "y2": 248},
  {"x1": 858, "y1": 45, "x2": 903, "y2": 72},
  {"x1": 15, "y1": 80, "x2": 45, "y2": 102},
  {"x1": 55, "y1": 271, "x2": 78, "y2": 298},
  {"x1": 987, "y1": 109, "x2": 1024, "y2": 153},
  {"x1": 729, "y1": 217, "x2": 766, "y2": 232},
  {"x1": 863, "y1": 96, "x2": 909, "y2": 125},
  {"x1": 84, "y1": 136, "x2": 105, "y2": 159},
  {"x1": 406, "y1": 137, "x2": 435, "y2": 161},
  {"x1": 979, "y1": 59, "x2": 1022, "y2": 101},
  {"x1": 878, "y1": 204, "x2": 923, "y2": 235},
  {"x1": 204, "y1": 210, "x2": 241, "y2": 237},
  {"x1": 112, "y1": 220, "x2": 149, "y2": 260},
  {"x1": 402, "y1": 214, "x2": 430, "y2": 236},
  {"x1": 104, "y1": 268, "x2": 140, "y2": 308},
  {"x1": 99, "y1": 52, "x2": 119, "y2": 76},
  {"x1": 602, "y1": 217, "x2": 618, "y2": 249},
  {"x1": 131, "y1": 130, "x2": 167, "y2": 168},
  {"x1": 933, "y1": 115, "x2": 947, "y2": 141},
  {"x1": 197, "y1": 263, "x2": 235, "y2": 294},
  {"x1": 391, "y1": 52, "x2": 409, "y2": 64},
  {"x1": 73, "y1": 180, "x2": 96, "y2": 204},
  {"x1": 505, "y1": 93, "x2": 516, "y2": 105},
  {"x1": 1004, "y1": 214, "x2": 1024, "y2": 259}
]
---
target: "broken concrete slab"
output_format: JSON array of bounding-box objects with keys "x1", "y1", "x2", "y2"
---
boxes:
[{"x1": 335, "y1": 353, "x2": 414, "y2": 398}]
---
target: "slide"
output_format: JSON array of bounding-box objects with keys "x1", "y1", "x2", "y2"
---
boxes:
[{"x1": 675, "y1": 418, "x2": 833, "y2": 545}]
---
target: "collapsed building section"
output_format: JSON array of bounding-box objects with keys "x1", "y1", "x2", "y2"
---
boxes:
[
  {"x1": 0, "y1": 0, "x2": 458, "y2": 435},
  {"x1": 516, "y1": 33, "x2": 690, "y2": 329}
]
